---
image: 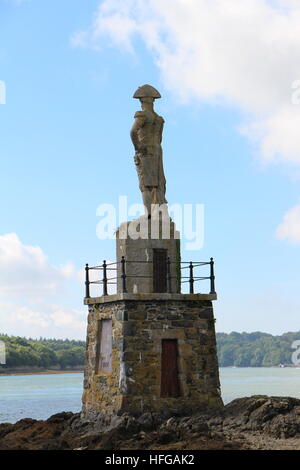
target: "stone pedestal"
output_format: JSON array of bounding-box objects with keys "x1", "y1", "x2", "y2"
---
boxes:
[
  {"x1": 116, "y1": 216, "x2": 180, "y2": 294},
  {"x1": 82, "y1": 294, "x2": 223, "y2": 422}
]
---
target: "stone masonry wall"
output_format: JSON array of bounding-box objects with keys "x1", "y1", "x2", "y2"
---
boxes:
[{"x1": 82, "y1": 298, "x2": 223, "y2": 421}]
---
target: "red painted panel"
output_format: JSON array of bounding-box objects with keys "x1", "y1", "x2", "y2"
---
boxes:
[{"x1": 161, "y1": 339, "x2": 180, "y2": 397}]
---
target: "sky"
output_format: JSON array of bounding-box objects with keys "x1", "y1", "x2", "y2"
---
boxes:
[{"x1": 0, "y1": 0, "x2": 299, "y2": 339}]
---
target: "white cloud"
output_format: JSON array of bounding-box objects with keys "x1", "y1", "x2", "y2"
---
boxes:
[
  {"x1": 0, "y1": 233, "x2": 75, "y2": 298},
  {"x1": 242, "y1": 105, "x2": 300, "y2": 165},
  {"x1": 0, "y1": 302, "x2": 86, "y2": 339},
  {"x1": 2, "y1": 303, "x2": 50, "y2": 328},
  {"x1": 73, "y1": 0, "x2": 300, "y2": 165},
  {"x1": 276, "y1": 204, "x2": 300, "y2": 243},
  {"x1": 0, "y1": 234, "x2": 86, "y2": 339},
  {"x1": 50, "y1": 305, "x2": 85, "y2": 330}
]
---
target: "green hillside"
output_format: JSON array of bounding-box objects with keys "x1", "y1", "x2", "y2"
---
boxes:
[
  {"x1": 1, "y1": 331, "x2": 299, "y2": 369},
  {"x1": 0, "y1": 334, "x2": 85, "y2": 369},
  {"x1": 217, "y1": 331, "x2": 300, "y2": 367}
]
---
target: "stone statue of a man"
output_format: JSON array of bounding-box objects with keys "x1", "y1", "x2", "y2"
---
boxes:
[{"x1": 130, "y1": 85, "x2": 167, "y2": 215}]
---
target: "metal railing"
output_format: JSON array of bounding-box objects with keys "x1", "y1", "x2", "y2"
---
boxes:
[{"x1": 85, "y1": 257, "x2": 216, "y2": 298}]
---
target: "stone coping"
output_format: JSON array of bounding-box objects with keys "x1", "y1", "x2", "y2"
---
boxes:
[{"x1": 84, "y1": 292, "x2": 217, "y2": 305}]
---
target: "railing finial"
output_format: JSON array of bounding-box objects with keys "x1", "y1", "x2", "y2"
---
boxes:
[
  {"x1": 210, "y1": 258, "x2": 216, "y2": 295},
  {"x1": 85, "y1": 264, "x2": 90, "y2": 299},
  {"x1": 189, "y1": 261, "x2": 194, "y2": 294},
  {"x1": 121, "y1": 256, "x2": 127, "y2": 293},
  {"x1": 103, "y1": 260, "x2": 108, "y2": 296}
]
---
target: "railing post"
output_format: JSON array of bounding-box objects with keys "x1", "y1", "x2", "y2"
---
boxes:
[
  {"x1": 189, "y1": 262, "x2": 194, "y2": 294},
  {"x1": 210, "y1": 257, "x2": 216, "y2": 295},
  {"x1": 167, "y1": 257, "x2": 172, "y2": 293},
  {"x1": 121, "y1": 256, "x2": 127, "y2": 293},
  {"x1": 103, "y1": 260, "x2": 108, "y2": 296},
  {"x1": 85, "y1": 264, "x2": 90, "y2": 299}
]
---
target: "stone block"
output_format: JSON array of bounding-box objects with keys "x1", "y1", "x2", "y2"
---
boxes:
[{"x1": 123, "y1": 321, "x2": 136, "y2": 336}]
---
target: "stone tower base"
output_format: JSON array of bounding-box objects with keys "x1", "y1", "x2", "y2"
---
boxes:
[{"x1": 82, "y1": 294, "x2": 223, "y2": 421}]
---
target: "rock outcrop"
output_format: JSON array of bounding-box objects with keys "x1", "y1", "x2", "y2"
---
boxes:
[{"x1": 0, "y1": 396, "x2": 299, "y2": 450}]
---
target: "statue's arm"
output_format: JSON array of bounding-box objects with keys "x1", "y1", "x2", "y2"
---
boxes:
[
  {"x1": 131, "y1": 112, "x2": 146, "y2": 149},
  {"x1": 159, "y1": 118, "x2": 165, "y2": 144},
  {"x1": 130, "y1": 120, "x2": 140, "y2": 152},
  {"x1": 131, "y1": 112, "x2": 146, "y2": 165}
]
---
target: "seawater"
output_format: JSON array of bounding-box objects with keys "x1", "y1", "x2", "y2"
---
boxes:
[
  {"x1": 0, "y1": 368, "x2": 300, "y2": 424},
  {"x1": 0, "y1": 373, "x2": 83, "y2": 424}
]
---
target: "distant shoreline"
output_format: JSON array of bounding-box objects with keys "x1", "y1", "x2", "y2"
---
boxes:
[
  {"x1": 1, "y1": 365, "x2": 299, "y2": 377},
  {"x1": 0, "y1": 369, "x2": 84, "y2": 377}
]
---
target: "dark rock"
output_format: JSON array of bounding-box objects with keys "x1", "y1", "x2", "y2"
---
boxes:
[
  {"x1": 0, "y1": 396, "x2": 299, "y2": 450},
  {"x1": 137, "y1": 412, "x2": 154, "y2": 430},
  {"x1": 157, "y1": 430, "x2": 176, "y2": 444}
]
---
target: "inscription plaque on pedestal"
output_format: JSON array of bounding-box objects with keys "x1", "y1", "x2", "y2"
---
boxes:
[{"x1": 97, "y1": 319, "x2": 112, "y2": 373}]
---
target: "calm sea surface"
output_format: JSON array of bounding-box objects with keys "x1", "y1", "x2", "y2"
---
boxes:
[{"x1": 0, "y1": 368, "x2": 300, "y2": 424}]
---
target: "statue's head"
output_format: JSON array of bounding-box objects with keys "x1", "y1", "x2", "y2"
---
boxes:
[
  {"x1": 134, "y1": 85, "x2": 161, "y2": 111},
  {"x1": 133, "y1": 84, "x2": 161, "y2": 101}
]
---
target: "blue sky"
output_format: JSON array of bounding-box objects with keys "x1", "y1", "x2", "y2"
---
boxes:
[{"x1": 0, "y1": 0, "x2": 299, "y2": 338}]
